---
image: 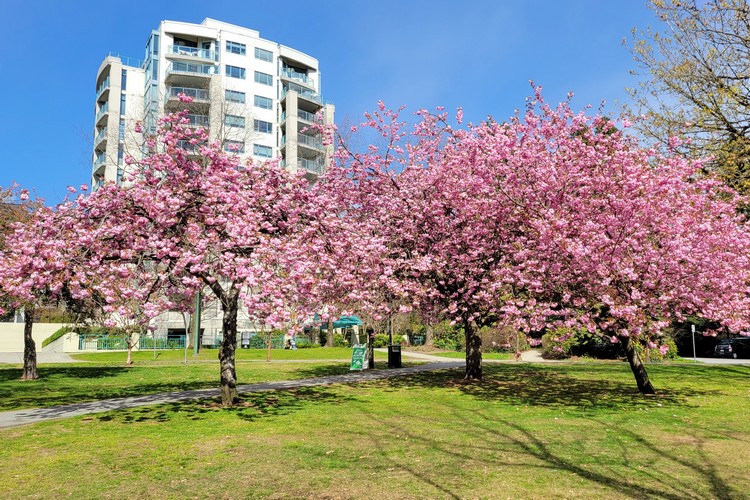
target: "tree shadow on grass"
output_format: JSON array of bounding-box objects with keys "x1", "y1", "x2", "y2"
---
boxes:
[
  {"x1": 94, "y1": 386, "x2": 357, "y2": 424},
  {"x1": 374, "y1": 364, "x2": 710, "y2": 412},
  {"x1": 349, "y1": 403, "x2": 739, "y2": 499}
]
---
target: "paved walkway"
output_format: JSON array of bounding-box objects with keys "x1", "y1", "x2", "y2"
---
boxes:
[
  {"x1": 0, "y1": 352, "x2": 77, "y2": 364},
  {"x1": 0, "y1": 360, "x2": 463, "y2": 430}
]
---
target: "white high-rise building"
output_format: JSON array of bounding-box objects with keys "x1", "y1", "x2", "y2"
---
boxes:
[{"x1": 92, "y1": 18, "x2": 335, "y2": 189}]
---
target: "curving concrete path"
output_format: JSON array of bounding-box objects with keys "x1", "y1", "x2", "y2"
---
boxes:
[{"x1": 0, "y1": 360, "x2": 463, "y2": 430}]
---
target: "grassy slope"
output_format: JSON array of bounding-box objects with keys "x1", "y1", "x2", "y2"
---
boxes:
[{"x1": 1, "y1": 362, "x2": 749, "y2": 498}]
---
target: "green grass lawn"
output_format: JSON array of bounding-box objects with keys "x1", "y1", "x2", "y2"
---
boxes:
[
  {"x1": 428, "y1": 350, "x2": 514, "y2": 360},
  {"x1": 0, "y1": 348, "x2": 389, "y2": 412},
  {"x1": 1, "y1": 361, "x2": 748, "y2": 498},
  {"x1": 71, "y1": 346, "x2": 386, "y2": 363}
]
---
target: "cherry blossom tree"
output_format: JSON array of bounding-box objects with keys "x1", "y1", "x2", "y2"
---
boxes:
[
  {"x1": 66, "y1": 103, "x2": 322, "y2": 406},
  {"x1": 0, "y1": 187, "x2": 76, "y2": 380},
  {"x1": 323, "y1": 90, "x2": 750, "y2": 391}
]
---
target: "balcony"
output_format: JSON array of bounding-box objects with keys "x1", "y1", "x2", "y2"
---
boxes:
[
  {"x1": 297, "y1": 133, "x2": 323, "y2": 151},
  {"x1": 95, "y1": 102, "x2": 109, "y2": 125},
  {"x1": 96, "y1": 77, "x2": 110, "y2": 99},
  {"x1": 281, "y1": 109, "x2": 319, "y2": 124},
  {"x1": 281, "y1": 68, "x2": 315, "y2": 89},
  {"x1": 94, "y1": 127, "x2": 108, "y2": 149},
  {"x1": 168, "y1": 86, "x2": 209, "y2": 102},
  {"x1": 299, "y1": 157, "x2": 324, "y2": 174},
  {"x1": 165, "y1": 62, "x2": 218, "y2": 85},
  {"x1": 93, "y1": 152, "x2": 107, "y2": 169},
  {"x1": 167, "y1": 45, "x2": 217, "y2": 62},
  {"x1": 183, "y1": 114, "x2": 210, "y2": 128},
  {"x1": 282, "y1": 83, "x2": 321, "y2": 105}
]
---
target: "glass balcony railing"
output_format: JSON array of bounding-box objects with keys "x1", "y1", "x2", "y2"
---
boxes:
[
  {"x1": 297, "y1": 133, "x2": 323, "y2": 150},
  {"x1": 300, "y1": 157, "x2": 324, "y2": 174},
  {"x1": 281, "y1": 68, "x2": 315, "y2": 88},
  {"x1": 94, "y1": 127, "x2": 108, "y2": 143},
  {"x1": 282, "y1": 83, "x2": 321, "y2": 104},
  {"x1": 184, "y1": 114, "x2": 210, "y2": 127},
  {"x1": 167, "y1": 62, "x2": 218, "y2": 77},
  {"x1": 168, "y1": 86, "x2": 209, "y2": 101},
  {"x1": 167, "y1": 45, "x2": 218, "y2": 61},
  {"x1": 95, "y1": 102, "x2": 109, "y2": 122},
  {"x1": 94, "y1": 153, "x2": 107, "y2": 167},
  {"x1": 96, "y1": 77, "x2": 110, "y2": 97},
  {"x1": 281, "y1": 109, "x2": 319, "y2": 124}
]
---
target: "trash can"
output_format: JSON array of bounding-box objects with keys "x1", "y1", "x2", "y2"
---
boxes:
[
  {"x1": 388, "y1": 344, "x2": 402, "y2": 368},
  {"x1": 240, "y1": 332, "x2": 251, "y2": 349}
]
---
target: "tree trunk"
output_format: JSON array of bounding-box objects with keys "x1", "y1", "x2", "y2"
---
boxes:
[
  {"x1": 621, "y1": 335, "x2": 656, "y2": 395},
  {"x1": 464, "y1": 321, "x2": 482, "y2": 380},
  {"x1": 424, "y1": 323, "x2": 434, "y2": 347},
  {"x1": 326, "y1": 317, "x2": 334, "y2": 347},
  {"x1": 218, "y1": 292, "x2": 240, "y2": 406},
  {"x1": 126, "y1": 343, "x2": 133, "y2": 365},
  {"x1": 367, "y1": 327, "x2": 375, "y2": 369},
  {"x1": 21, "y1": 305, "x2": 38, "y2": 381}
]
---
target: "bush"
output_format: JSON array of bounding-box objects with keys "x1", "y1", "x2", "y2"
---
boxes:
[
  {"x1": 541, "y1": 328, "x2": 582, "y2": 359},
  {"x1": 294, "y1": 337, "x2": 319, "y2": 349},
  {"x1": 333, "y1": 333, "x2": 349, "y2": 348},
  {"x1": 479, "y1": 325, "x2": 529, "y2": 353},
  {"x1": 432, "y1": 321, "x2": 463, "y2": 351},
  {"x1": 42, "y1": 326, "x2": 74, "y2": 348},
  {"x1": 371, "y1": 334, "x2": 390, "y2": 348},
  {"x1": 634, "y1": 336, "x2": 679, "y2": 363}
]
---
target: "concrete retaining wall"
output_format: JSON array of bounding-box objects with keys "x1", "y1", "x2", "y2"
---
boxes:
[{"x1": 0, "y1": 323, "x2": 67, "y2": 352}]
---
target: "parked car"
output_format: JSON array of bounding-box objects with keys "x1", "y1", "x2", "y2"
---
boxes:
[{"x1": 714, "y1": 337, "x2": 750, "y2": 359}]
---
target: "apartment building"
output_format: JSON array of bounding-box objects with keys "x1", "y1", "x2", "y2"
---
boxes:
[{"x1": 92, "y1": 18, "x2": 335, "y2": 189}]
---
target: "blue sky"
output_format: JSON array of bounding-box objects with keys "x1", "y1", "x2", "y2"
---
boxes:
[{"x1": 0, "y1": 0, "x2": 658, "y2": 205}]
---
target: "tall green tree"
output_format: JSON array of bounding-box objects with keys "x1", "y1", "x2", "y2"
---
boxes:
[{"x1": 629, "y1": 0, "x2": 750, "y2": 194}]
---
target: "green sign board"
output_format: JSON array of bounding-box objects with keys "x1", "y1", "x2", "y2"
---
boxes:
[{"x1": 350, "y1": 345, "x2": 367, "y2": 371}]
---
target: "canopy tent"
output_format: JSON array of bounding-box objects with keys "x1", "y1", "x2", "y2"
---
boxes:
[{"x1": 318, "y1": 315, "x2": 363, "y2": 330}]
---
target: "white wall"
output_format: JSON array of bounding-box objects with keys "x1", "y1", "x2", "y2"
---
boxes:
[{"x1": 0, "y1": 323, "x2": 66, "y2": 352}]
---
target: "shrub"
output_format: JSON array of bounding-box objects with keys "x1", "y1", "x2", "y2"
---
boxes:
[
  {"x1": 333, "y1": 333, "x2": 349, "y2": 348},
  {"x1": 635, "y1": 336, "x2": 679, "y2": 363},
  {"x1": 541, "y1": 328, "x2": 582, "y2": 359},
  {"x1": 479, "y1": 325, "x2": 529, "y2": 353},
  {"x1": 294, "y1": 337, "x2": 319, "y2": 349},
  {"x1": 42, "y1": 326, "x2": 73, "y2": 348},
  {"x1": 372, "y1": 334, "x2": 390, "y2": 348},
  {"x1": 432, "y1": 321, "x2": 463, "y2": 351}
]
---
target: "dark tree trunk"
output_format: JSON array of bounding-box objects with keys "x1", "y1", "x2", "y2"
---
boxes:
[
  {"x1": 464, "y1": 321, "x2": 482, "y2": 380},
  {"x1": 326, "y1": 317, "x2": 334, "y2": 347},
  {"x1": 218, "y1": 291, "x2": 240, "y2": 406},
  {"x1": 21, "y1": 305, "x2": 38, "y2": 381},
  {"x1": 367, "y1": 328, "x2": 375, "y2": 369},
  {"x1": 424, "y1": 323, "x2": 434, "y2": 347},
  {"x1": 621, "y1": 335, "x2": 656, "y2": 395}
]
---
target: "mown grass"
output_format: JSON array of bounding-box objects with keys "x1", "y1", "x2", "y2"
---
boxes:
[
  {"x1": 0, "y1": 348, "x2": 390, "y2": 412},
  {"x1": 1, "y1": 362, "x2": 748, "y2": 498},
  {"x1": 429, "y1": 350, "x2": 514, "y2": 360}
]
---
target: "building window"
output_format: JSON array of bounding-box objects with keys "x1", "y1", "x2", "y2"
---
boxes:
[
  {"x1": 120, "y1": 94, "x2": 126, "y2": 115},
  {"x1": 225, "y1": 115, "x2": 245, "y2": 128},
  {"x1": 254, "y1": 95, "x2": 272, "y2": 109},
  {"x1": 226, "y1": 41, "x2": 246, "y2": 55},
  {"x1": 254, "y1": 119, "x2": 272, "y2": 134},
  {"x1": 121, "y1": 70, "x2": 127, "y2": 91},
  {"x1": 225, "y1": 90, "x2": 246, "y2": 103},
  {"x1": 226, "y1": 65, "x2": 246, "y2": 79},
  {"x1": 119, "y1": 118, "x2": 125, "y2": 140},
  {"x1": 253, "y1": 144, "x2": 273, "y2": 158},
  {"x1": 254, "y1": 47, "x2": 273, "y2": 62},
  {"x1": 254, "y1": 71, "x2": 273, "y2": 86},
  {"x1": 223, "y1": 140, "x2": 245, "y2": 153}
]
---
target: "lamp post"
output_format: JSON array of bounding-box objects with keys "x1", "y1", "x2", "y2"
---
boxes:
[
  {"x1": 192, "y1": 289, "x2": 201, "y2": 356},
  {"x1": 691, "y1": 324, "x2": 696, "y2": 361}
]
